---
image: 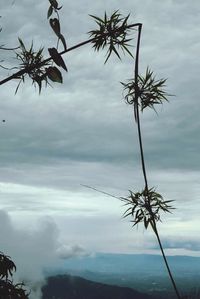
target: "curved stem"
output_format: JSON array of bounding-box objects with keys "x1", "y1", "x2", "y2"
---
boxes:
[
  {"x1": 153, "y1": 223, "x2": 182, "y2": 299},
  {"x1": 134, "y1": 24, "x2": 148, "y2": 190},
  {"x1": 134, "y1": 24, "x2": 181, "y2": 299},
  {"x1": 135, "y1": 105, "x2": 148, "y2": 190}
]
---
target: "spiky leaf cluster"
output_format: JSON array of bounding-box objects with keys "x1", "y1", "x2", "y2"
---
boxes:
[
  {"x1": 121, "y1": 68, "x2": 169, "y2": 119},
  {"x1": 14, "y1": 0, "x2": 67, "y2": 93},
  {"x1": 89, "y1": 11, "x2": 134, "y2": 63},
  {"x1": 15, "y1": 39, "x2": 66, "y2": 93},
  {"x1": 15, "y1": 39, "x2": 52, "y2": 93},
  {"x1": 122, "y1": 188, "x2": 174, "y2": 232}
]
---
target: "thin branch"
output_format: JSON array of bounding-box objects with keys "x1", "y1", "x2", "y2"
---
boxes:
[
  {"x1": 0, "y1": 23, "x2": 140, "y2": 87},
  {"x1": 0, "y1": 65, "x2": 18, "y2": 71},
  {"x1": 81, "y1": 184, "x2": 121, "y2": 200},
  {"x1": 0, "y1": 46, "x2": 20, "y2": 50},
  {"x1": 0, "y1": 37, "x2": 95, "y2": 86}
]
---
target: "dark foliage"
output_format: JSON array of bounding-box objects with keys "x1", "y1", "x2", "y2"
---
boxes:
[
  {"x1": 0, "y1": 252, "x2": 29, "y2": 299},
  {"x1": 89, "y1": 11, "x2": 134, "y2": 63},
  {"x1": 121, "y1": 188, "x2": 174, "y2": 233}
]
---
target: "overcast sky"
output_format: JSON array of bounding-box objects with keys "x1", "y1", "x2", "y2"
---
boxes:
[{"x1": 1, "y1": 0, "x2": 200, "y2": 289}]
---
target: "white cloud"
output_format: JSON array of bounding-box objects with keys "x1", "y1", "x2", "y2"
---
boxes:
[
  {"x1": 56, "y1": 244, "x2": 89, "y2": 259},
  {"x1": 0, "y1": 210, "x2": 90, "y2": 299}
]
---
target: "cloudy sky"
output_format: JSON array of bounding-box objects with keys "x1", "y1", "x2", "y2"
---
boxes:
[{"x1": 1, "y1": 0, "x2": 200, "y2": 287}]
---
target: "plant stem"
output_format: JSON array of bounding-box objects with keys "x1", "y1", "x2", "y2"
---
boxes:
[
  {"x1": 0, "y1": 23, "x2": 140, "y2": 86},
  {"x1": 133, "y1": 25, "x2": 148, "y2": 191},
  {"x1": 134, "y1": 24, "x2": 181, "y2": 299},
  {"x1": 0, "y1": 37, "x2": 95, "y2": 86},
  {"x1": 154, "y1": 223, "x2": 182, "y2": 299}
]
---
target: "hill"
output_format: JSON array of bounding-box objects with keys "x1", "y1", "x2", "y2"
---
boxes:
[
  {"x1": 42, "y1": 274, "x2": 156, "y2": 299},
  {"x1": 46, "y1": 253, "x2": 200, "y2": 298}
]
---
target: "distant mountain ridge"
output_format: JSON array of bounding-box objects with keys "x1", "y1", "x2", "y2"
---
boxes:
[
  {"x1": 45, "y1": 253, "x2": 200, "y2": 298},
  {"x1": 42, "y1": 274, "x2": 156, "y2": 299},
  {"x1": 60, "y1": 253, "x2": 200, "y2": 275}
]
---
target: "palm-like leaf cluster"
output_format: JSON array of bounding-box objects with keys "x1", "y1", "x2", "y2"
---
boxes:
[
  {"x1": 121, "y1": 188, "x2": 174, "y2": 233},
  {"x1": 121, "y1": 68, "x2": 169, "y2": 119},
  {"x1": 15, "y1": 39, "x2": 51, "y2": 93},
  {"x1": 0, "y1": 252, "x2": 29, "y2": 298},
  {"x1": 15, "y1": 39, "x2": 65, "y2": 93},
  {"x1": 0, "y1": 253, "x2": 16, "y2": 280},
  {"x1": 89, "y1": 11, "x2": 134, "y2": 63}
]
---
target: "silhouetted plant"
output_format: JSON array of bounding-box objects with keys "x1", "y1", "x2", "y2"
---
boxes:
[
  {"x1": 121, "y1": 67, "x2": 169, "y2": 120},
  {"x1": 0, "y1": 252, "x2": 29, "y2": 298},
  {"x1": 119, "y1": 22, "x2": 182, "y2": 299},
  {"x1": 89, "y1": 11, "x2": 133, "y2": 63},
  {"x1": 15, "y1": 39, "x2": 50, "y2": 93},
  {"x1": 0, "y1": 252, "x2": 16, "y2": 280},
  {"x1": 0, "y1": 2, "x2": 188, "y2": 299},
  {"x1": 122, "y1": 188, "x2": 174, "y2": 231},
  {"x1": 0, "y1": 4, "x2": 135, "y2": 89}
]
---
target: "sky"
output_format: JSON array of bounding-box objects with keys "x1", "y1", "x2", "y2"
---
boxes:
[{"x1": 1, "y1": 0, "x2": 200, "y2": 293}]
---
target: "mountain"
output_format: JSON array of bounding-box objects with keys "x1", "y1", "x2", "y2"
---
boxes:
[
  {"x1": 46, "y1": 253, "x2": 200, "y2": 298},
  {"x1": 60, "y1": 253, "x2": 200, "y2": 276},
  {"x1": 42, "y1": 274, "x2": 156, "y2": 299}
]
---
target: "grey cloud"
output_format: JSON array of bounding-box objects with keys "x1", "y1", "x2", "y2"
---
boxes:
[
  {"x1": 1, "y1": 0, "x2": 200, "y2": 256},
  {"x1": 0, "y1": 10, "x2": 198, "y2": 176},
  {"x1": 152, "y1": 237, "x2": 200, "y2": 252},
  {"x1": 0, "y1": 210, "x2": 59, "y2": 299},
  {"x1": 56, "y1": 244, "x2": 89, "y2": 259},
  {"x1": 0, "y1": 209, "x2": 90, "y2": 299}
]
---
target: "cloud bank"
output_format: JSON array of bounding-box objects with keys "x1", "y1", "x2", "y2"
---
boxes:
[{"x1": 0, "y1": 210, "x2": 88, "y2": 299}]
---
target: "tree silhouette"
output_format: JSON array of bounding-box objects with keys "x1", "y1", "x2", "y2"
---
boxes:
[
  {"x1": 0, "y1": 252, "x2": 29, "y2": 298},
  {"x1": 0, "y1": 1, "x2": 186, "y2": 298}
]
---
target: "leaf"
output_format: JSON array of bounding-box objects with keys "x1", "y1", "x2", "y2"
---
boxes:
[
  {"x1": 49, "y1": 0, "x2": 58, "y2": 9},
  {"x1": 48, "y1": 47, "x2": 68, "y2": 71},
  {"x1": 47, "y1": 5, "x2": 53, "y2": 19},
  {"x1": 18, "y1": 38, "x2": 26, "y2": 51},
  {"x1": 15, "y1": 78, "x2": 23, "y2": 94},
  {"x1": 59, "y1": 33, "x2": 67, "y2": 51},
  {"x1": 46, "y1": 66, "x2": 63, "y2": 83},
  {"x1": 111, "y1": 45, "x2": 121, "y2": 60},
  {"x1": 35, "y1": 47, "x2": 44, "y2": 60},
  {"x1": 144, "y1": 217, "x2": 148, "y2": 229},
  {"x1": 122, "y1": 44, "x2": 134, "y2": 58},
  {"x1": 49, "y1": 18, "x2": 60, "y2": 36},
  {"x1": 89, "y1": 14, "x2": 104, "y2": 23},
  {"x1": 34, "y1": 76, "x2": 42, "y2": 94}
]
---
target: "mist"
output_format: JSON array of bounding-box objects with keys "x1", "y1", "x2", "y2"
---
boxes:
[{"x1": 0, "y1": 210, "x2": 88, "y2": 299}]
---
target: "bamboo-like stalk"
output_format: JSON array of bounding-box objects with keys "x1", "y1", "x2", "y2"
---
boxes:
[{"x1": 134, "y1": 24, "x2": 182, "y2": 299}]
